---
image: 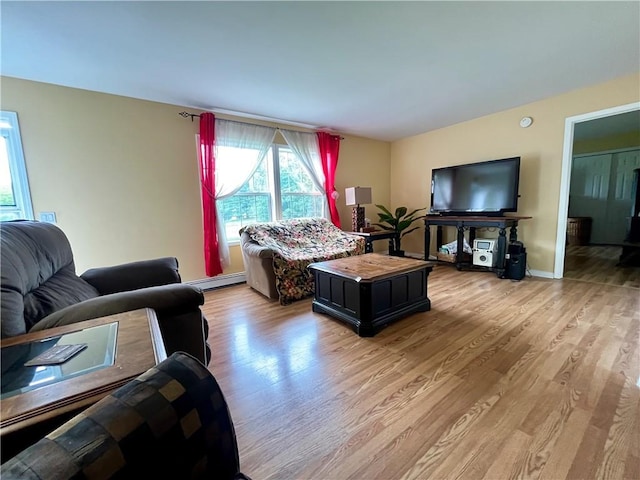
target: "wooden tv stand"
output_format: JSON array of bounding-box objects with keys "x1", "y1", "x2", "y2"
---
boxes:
[{"x1": 423, "y1": 215, "x2": 531, "y2": 277}]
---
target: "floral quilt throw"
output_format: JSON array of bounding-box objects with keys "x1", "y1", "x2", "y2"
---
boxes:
[{"x1": 242, "y1": 218, "x2": 365, "y2": 305}]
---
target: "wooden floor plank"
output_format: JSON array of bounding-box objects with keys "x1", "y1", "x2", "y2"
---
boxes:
[
  {"x1": 564, "y1": 245, "x2": 640, "y2": 288},
  {"x1": 516, "y1": 385, "x2": 580, "y2": 480},
  {"x1": 203, "y1": 263, "x2": 639, "y2": 479},
  {"x1": 595, "y1": 376, "x2": 639, "y2": 480},
  {"x1": 537, "y1": 406, "x2": 592, "y2": 480},
  {"x1": 483, "y1": 429, "x2": 533, "y2": 480},
  {"x1": 427, "y1": 373, "x2": 547, "y2": 480}
]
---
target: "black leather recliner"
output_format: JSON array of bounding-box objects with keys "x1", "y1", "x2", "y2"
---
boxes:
[{"x1": 0, "y1": 220, "x2": 211, "y2": 365}]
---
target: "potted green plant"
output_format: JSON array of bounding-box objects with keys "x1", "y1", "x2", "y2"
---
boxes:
[{"x1": 374, "y1": 205, "x2": 426, "y2": 256}]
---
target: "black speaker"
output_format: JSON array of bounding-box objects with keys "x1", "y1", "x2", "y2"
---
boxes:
[
  {"x1": 508, "y1": 241, "x2": 525, "y2": 255},
  {"x1": 506, "y1": 252, "x2": 527, "y2": 280}
]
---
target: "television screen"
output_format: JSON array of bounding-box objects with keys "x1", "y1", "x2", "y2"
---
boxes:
[{"x1": 430, "y1": 157, "x2": 521, "y2": 216}]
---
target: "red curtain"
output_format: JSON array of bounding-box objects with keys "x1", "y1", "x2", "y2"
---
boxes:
[
  {"x1": 317, "y1": 132, "x2": 342, "y2": 228},
  {"x1": 199, "y1": 112, "x2": 223, "y2": 276}
]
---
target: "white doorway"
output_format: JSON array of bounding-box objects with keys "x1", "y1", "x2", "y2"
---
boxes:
[{"x1": 554, "y1": 102, "x2": 640, "y2": 278}]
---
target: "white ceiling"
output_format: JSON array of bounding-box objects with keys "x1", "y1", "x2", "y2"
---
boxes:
[{"x1": 1, "y1": 1, "x2": 639, "y2": 141}]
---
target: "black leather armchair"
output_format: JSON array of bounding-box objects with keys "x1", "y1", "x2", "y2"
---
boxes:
[
  {"x1": 1, "y1": 352, "x2": 250, "y2": 480},
  {"x1": 0, "y1": 220, "x2": 211, "y2": 365}
]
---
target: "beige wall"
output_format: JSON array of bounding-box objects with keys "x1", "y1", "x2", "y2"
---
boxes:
[
  {"x1": 573, "y1": 130, "x2": 640, "y2": 155},
  {"x1": 335, "y1": 135, "x2": 391, "y2": 252},
  {"x1": 391, "y1": 73, "x2": 640, "y2": 274},
  {"x1": 4, "y1": 73, "x2": 638, "y2": 278},
  {"x1": 0, "y1": 77, "x2": 390, "y2": 280}
]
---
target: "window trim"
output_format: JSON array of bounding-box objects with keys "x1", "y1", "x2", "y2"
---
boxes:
[
  {"x1": 1, "y1": 111, "x2": 34, "y2": 220},
  {"x1": 272, "y1": 144, "x2": 284, "y2": 220}
]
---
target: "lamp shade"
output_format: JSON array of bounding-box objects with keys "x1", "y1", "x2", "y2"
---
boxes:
[{"x1": 345, "y1": 187, "x2": 372, "y2": 206}]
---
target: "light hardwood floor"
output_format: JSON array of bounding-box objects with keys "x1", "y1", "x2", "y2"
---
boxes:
[
  {"x1": 564, "y1": 245, "x2": 640, "y2": 289},
  {"x1": 203, "y1": 264, "x2": 639, "y2": 480}
]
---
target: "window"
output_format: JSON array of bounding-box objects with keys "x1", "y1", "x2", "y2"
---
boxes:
[
  {"x1": 1, "y1": 111, "x2": 33, "y2": 221},
  {"x1": 218, "y1": 144, "x2": 325, "y2": 241}
]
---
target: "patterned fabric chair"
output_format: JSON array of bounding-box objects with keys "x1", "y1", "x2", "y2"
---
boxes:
[
  {"x1": 240, "y1": 217, "x2": 365, "y2": 304},
  {"x1": 1, "y1": 352, "x2": 250, "y2": 480}
]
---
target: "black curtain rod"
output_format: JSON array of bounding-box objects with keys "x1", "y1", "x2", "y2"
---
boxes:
[
  {"x1": 178, "y1": 111, "x2": 344, "y2": 139},
  {"x1": 178, "y1": 111, "x2": 201, "y2": 121}
]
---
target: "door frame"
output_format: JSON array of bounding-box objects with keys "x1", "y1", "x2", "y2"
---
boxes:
[{"x1": 554, "y1": 101, "x2": 640, "y2": 278}]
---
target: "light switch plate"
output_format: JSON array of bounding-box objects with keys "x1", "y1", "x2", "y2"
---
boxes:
[{"x1": 39, "y1": 212, "x2": 57, "y2": 223}]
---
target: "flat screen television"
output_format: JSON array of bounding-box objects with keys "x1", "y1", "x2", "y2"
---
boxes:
[{"x1": 430, "y1": 157, "x2": 521, "y2": 216}]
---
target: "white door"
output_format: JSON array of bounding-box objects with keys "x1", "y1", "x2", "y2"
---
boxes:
[
  {"x1": 569, "y1": 154, "x2": 611, "y2": 243},
  {"x1": 570, "y1": 149, "x2": 640, "y2": 244},
  {"x1": 605, "y1": 150, "x2": 640, "y2": 243}
]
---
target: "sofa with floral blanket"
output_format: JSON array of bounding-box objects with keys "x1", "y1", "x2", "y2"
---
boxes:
[{"x1": 239, "y1": 218, "x2": 365, "y2": 304}]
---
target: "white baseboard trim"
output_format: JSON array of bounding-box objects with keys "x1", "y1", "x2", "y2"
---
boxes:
[
  {"x1": 529, "y1": 269, "x2": 554, "y2": 279},
  {"x1": 187, "y1": 272, "x2": 246, "y2": 291}
]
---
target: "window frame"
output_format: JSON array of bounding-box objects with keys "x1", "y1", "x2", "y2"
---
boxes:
[
  {"x1": 1, "y1": 111, "x2": 34, "y2": 221},
  {"x1": 272, "y1": 144, "x2": 284, "y2": 220},
  {"x1": 220, "y1": 142, "x2": 325, "y2": 244}
]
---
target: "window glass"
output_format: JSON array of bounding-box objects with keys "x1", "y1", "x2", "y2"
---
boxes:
[
  {"x1": 218, "y1": 153, "x2": 272, "y2": 240},
  {"x1": 217, "y1": 145, "x2": 325, "y2": 241},
  {"x1": 0, "y1": 137, "x2": 17, "y2": 207},
  {"x1": 278, "y1": 146, "x2": 324, "y2": 220},
  {"x1": 216, "y1": 145, "x2": 269, "y2": 194},
  {"x1": 279, "y1": 148, "x2": 316, "y2": 193}
]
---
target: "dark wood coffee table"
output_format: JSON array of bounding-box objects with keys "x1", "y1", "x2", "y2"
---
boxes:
[
  {"x1": 308, "y1": 253, "x2": 434, "y2": 336},
  {"x1": 0, "y1": 309, "x2": 166, "y2": 445}
]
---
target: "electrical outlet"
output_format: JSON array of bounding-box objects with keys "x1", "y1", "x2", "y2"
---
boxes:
[{"x1": 39, "y1": 212, "x2": 57, "y2": 224}]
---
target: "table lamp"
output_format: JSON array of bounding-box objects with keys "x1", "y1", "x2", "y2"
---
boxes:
[{"x1": 345, "y1": 186, "x2": 372, "y2": 232}]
